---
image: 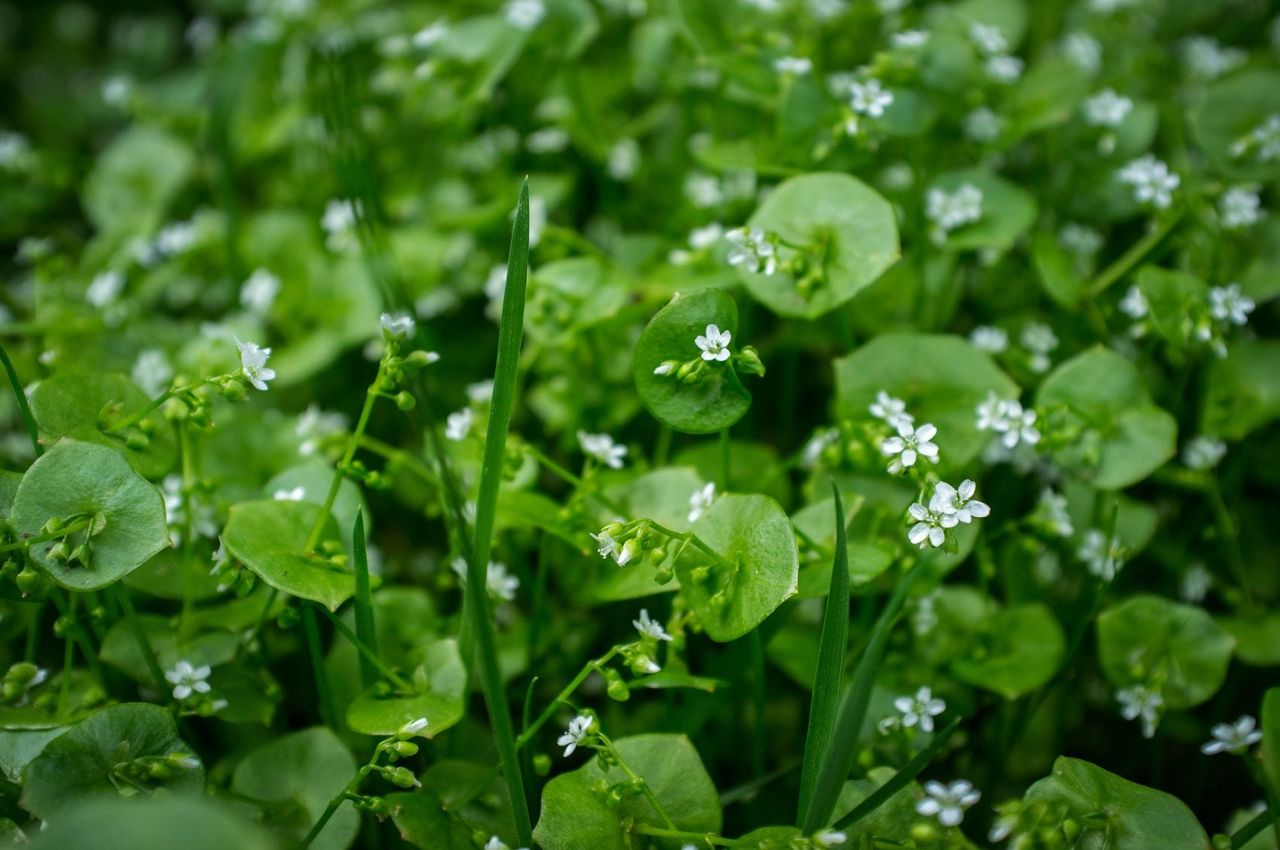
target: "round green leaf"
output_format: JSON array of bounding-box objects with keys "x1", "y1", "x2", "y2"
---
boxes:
[
  {"x1": 951, "y1": 603, "x2": 1065, "y2": 700},
  {"x1": 232, "y1": 727, "x2": 358, "y2": 850},
  {"x1": 28, "y1": 796, "x2": 276, "y2": 850},
  {"x1": 221, "y1": 499, "x2": 351, "y2": 611},
  {"x1": 834, "y1": 334, "x2": 1019, "y2": 470},
  {"x1": 10, "y1": 440, "x2": 171, "y2": 591},
  {"x1": 265, "y1": 464, "x2": 370, "y2": 548},
  {"x1": 1189, "y1": 70, "x2": 1280, "y2": 182},
  {"x1": 928, "y1": 169, "x2": 1037, "y2": 252},
  {"x1": 346, "y1": 638, "x2": 465, "y2": 737},
  {"x1": 1202, "y1": 340, "x2": 1280, "y2": 439},
  {"x1": 533, "y1": 734, "x2": 720, "y2": 850},
  {"x1": 633, "y1": 288, "x2": 752, "y2": 434},
  {"x1": 596, "y1": 467, "x2": 702, "y2": 601},
  {"x1": 387, "y1": 791, "x2": 474, "y2": 850},
  {"x1": 1097, "y1": 595, "x2": 1234, "y2": 709},
  {"x1": 82, "y1": 126, "x2": 194, "y2": 234},
  {"x1": 30, "y1": 372, "x2": 177, "y2": 479},
  {"x1": 22, "y1": 703, "x2": 203, "y2": 819},
  {"x1": 99, "y1": 614, "x2": 238, "y2": 687},
  {"x1": 738, "y1": 172, "x2": 899, "y2": 319},
  {"x1": 674, "y1": 493, "x2": 798, "y2": 642}
]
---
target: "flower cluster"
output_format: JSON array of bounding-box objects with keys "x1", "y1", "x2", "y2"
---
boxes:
[{"x1": 906, "y1": 479, "x2": 990, "y2": 549}]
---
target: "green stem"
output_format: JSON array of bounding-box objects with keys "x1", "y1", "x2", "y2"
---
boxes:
[
  {"x1": 178, "y1": 426, "x2": 196, "y2": 638},
  {"x1": 305, "y1": 372, "x2": 382, "y2": 553},
  {"x1": 58, "y1": 594, "x2": 76, "y2": 717},
  {"x1": 350, "y1": 512, "x2": 378, "y2": 690},
  {"x1": 317, "y1": 607, "x2": 412, "y2": 693},
  {"x1": 48, "y1": 589, "x2": 105, "y2": 687},
  {"x1": 298, "y1": 763, "x2": 374, "y2": 850},
  {"x1": 515, "y1": 647, "x2": 620, "y2": 750},
  {"x1": 525, "y1": 443, "x2": 627, "y2": 515},
  {"x1": 303, "y1": 605, "x2": 338, "y2": 729},
  {"x1": 102, "y1": 389, "x2": 176, "y2": 435},
  {"x1": 1087, "y1": 207, "x2": 1183, "y2": 297},
  {"x1": 599, "y1": 732, "x2": 677, "y2": 830},
  {"x1": 719, "y1": 428, "x2": 731, "y2": 490},
  {"x1": 632, "y1": 825, "x2": 735, "y2": 847},
  {"x1": 0, "y1": 517, "x2": 94, "y2": 553},
  {"x1": 1205, "y1": 476, "x2": 1252, "y2": 599},
  {"x1": 111, "y1": 586, "x2": 168, "y2": 696},
  {"x1": 0, "y1": 342, "x2": 41, "y2": 457},
  {"x1": 1247, "y1": 758, "x2": 1280, "y2": 849}
]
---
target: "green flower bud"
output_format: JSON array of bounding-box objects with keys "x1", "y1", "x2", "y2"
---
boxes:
[
  {"x1": 394, "y1": 391, "x2": 416, "y2": 411},
  {"x1": 389, "y1": 766, "x2": 421, "y2": 789},
  {"x1": 533, "y1": 753, "x2": 552, "y2": 776}
]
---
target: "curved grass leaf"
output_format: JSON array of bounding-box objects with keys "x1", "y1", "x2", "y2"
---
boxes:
[{"x1": 832, "y1": 717, "x2": 961, "y2": 831}]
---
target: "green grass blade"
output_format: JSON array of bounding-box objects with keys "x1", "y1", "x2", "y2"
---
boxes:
[
  {"x1": 1232, "y1": 806, "x2": 1275, "y2": 849},
  {"x1": 0, "y1": 342, "x2": 41, "y2": 458},
  {"x1": 351, "y1": 511, "x2": 378, "y2": 690},
  {"x1": 465, "y1": 179, "x2": 534, "y2": 848},
  {"x1": 801, "y1": 560, "x2": 923, "y2": 833},
  {"x1": 832, "y1": 717, "x2": 960, "y2": 831},
  {"x1": 796, "y1": 482, "x2": 851, "y2": 825}
]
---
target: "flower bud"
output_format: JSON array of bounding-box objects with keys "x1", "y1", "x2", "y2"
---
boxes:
[
  {"x1": 388, "y1": 766, "x2": 421, "y2": 789},
  {"x1": 735, "y1": 346, "x2": 765, "y2": 377},
  {"x1": 394, "y1": 391, "x2": 416, "y2": 411}
]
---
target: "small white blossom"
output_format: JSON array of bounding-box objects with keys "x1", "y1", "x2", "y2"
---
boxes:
[
  {"x1": 87, "y1": 270, "x2": 125, "y2": 308},
  {"x1": 557, "y1": 715, "x2": 593, "y2": 757},
  {"x1": 869, "y1": 391, "x2": 913, "y2": 430},
  {"x1": 894, "y1": 686, "x2": 946, "y2": 732},
  {"x1": 1060, "y1": 223, "x2": 1103, "y2": 258},
  {"x1": 450, "y1": 558, "x2": 520, "y2": 601},
  {"x1": 131, "y1": 349, "x2": 173, "y2": 397},
  {"x1": 633, "y1": 609, "x2": 673, "y2": 641},
  {"x1": 526, "y1": 127, "x2": 570, "y2": 154},
  {"x1": 930, "y1": 479, "x2": 990, "y2": 527},
  {"x1": 237, "y1": 340, "x2": 276, "y2": 391},
  {"x1": 1119, "y1": 285, "x2": 1149, "y2": 320},
  {"x1": 985, "y1": 55, "x2": 1024, "y2": 83},
  {"x1": 296, "y1": 405, "x2": 347, "y2": 456},
  {"x1": 1078, "y1": 529, "x2": 1124, "y2": 581},
  {"x1": 684, "y1": 172, "x2": 723, "y2": 207},
  {"x1": 964, "y1": 107, "x2": 1004, "y2": 142},
  {"x1": 413, "y1": 21, "x2": 449, "y2": 49},
  {"x1": 380, "y1": 311, "x2": 415, "y2": 338},
  {"x1": 882, "y1": 421, "x2": 939, "y2": 473},
  {"x1": 849, "y1": 79, "x2": 893, "y2": 118},
  {"x1": 1183, "y1": 435, "x2": 1227, "y2": 470},
  {"x1": 1209, "y1": 283, "x2": 1255, "y2": 326},
  {"x1": 1062, "y1": 32, "x2": 1102, "y2": 73},
  {"x1": 695, "y1": 323, "x2": 733, "y2": 362},
  {"x1": 774, "y1": 56, "x2": 813, "y2": 75},
  {"x1": 969, "y1": 23, "x2": 1007, "y2": 55},
  {"x1": 917, "y1": 780, "x2": 981, "y2": 827},
  {"x1": 814, "y1": 831, "x2": 848, "y2": 848},
  {"x1": 240, "y1": 268, "x2": 281, "y2": 315},
  {"x1": 926, "y1": 184, "x2": 983, "y2": 235},
  {"x1": 1116, "y1": 684, "x2": 1163, "y2": 738},
  {"x1": 1180, "y1": 564, "x2": 1212, "y2": 603},
  {"x1": 1117, "y1": 155, "x2": 1180, "y2": 210},
  {"x1": 1219, "y1": 186, "x2": 1263, "y2": 230},
  {"x1": 0, "y1": 131, "x2": 31, "y2": 170},
  {"x1": 803, "y1": 428, "x2": 840, "y2": 468},
  {"x1": 322, "y1": 199, "x2": 359, "y2": 251},
  {"x1": 467, "y1": 380, "x2": 495, "y2": 403},
  {"x1": 165, "y1": 660, "x2": 212, "y2": 701},
  {"x1": 273, "y1": 486, "x2": 306, "y2": 502},
  {"x1": 907, "y1": 502, "x2": 946, "y2": 548},
  {"x1": 1182, "y1": 36, "x2": 1246, "y2": 80},
  {"x1": 688, "y1": 482, "x2": 717, "y2": 523},
  {"x1": 1020, "y1": 322, "x2": 1058, "y2": 374},
  {"x1": 445, "y1": 408, "x2": 474, "y2": 442},
  {"x1": 969, "y1": 326, "x2": 1008, "y2": 354},
  {"x1": 578, "y1": 431, "x2": 628, "y2": 469},
  {"x1": 505, "y1": 0, "x2": 545, "y2": 29},
  {"x1": 1083, "y1": 89, "x2": 1132, "y2": 129},
  {"x1": 399, "y1": 717, "x2": 429, "y2": 737},
  {"x1": 975, "y1": 393, "x2": 1040, "y2": 449},
  {"x1": 893, "y1": 30, "x2": 929, "y2": 49},
  {"x1": 689, "y1": 223, "x2": 724, "y2": 250},
  {"x1": 724, "y1": 227, "x2": 777, "y2": 275},
  {"x1": 1233, "y1": 115, "x2": 1280, "y2": 163},
  {"x1": 607, "y1": 138, "x2": 641, "y2": 180},
  {"x1": 1035, "y1": 489, "x2": 1074, "y2": 538}
]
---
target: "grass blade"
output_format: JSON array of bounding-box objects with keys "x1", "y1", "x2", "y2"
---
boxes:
[
  {"x1": 0, "y1": 342, "x2": 41, "y2": 458},
  {"x1": 351, "y1": 511, "x2": 378, "y2": 690},
  {"x1": 832, "y1": 717, "x2": 960, "y2": 831},
  {"x1": 796, "y1": 482, "x2": 851, "y2": 825},
  {"x1": 465, "y1": 179, "x2": 534, "y2": 848},
  {"x1": 801, "y1": 560, "x2": 923, "y2": 833}
]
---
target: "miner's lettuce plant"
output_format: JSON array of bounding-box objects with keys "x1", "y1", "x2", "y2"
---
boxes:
[{"x1": 0, "y1": 0, "x2": 1278, "y2": 849}]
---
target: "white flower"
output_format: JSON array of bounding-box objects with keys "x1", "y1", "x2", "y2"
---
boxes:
[
  {"x1": 577, "y1": 431, "x2": 628, "y2": 469},
  {"x1": 412, "y1": 21, "x2": 449, "y2": 49},
  {"x1": 1083, "y1": 89, "x2": 1132, "y2": 128},
  {"x1": 1219, "y1": 186, "x2": 1263, "y2": 230},
  {"x1": 724, "y1": 227, "x2": 777, "y2": 275},
  {"x1": 684, "y1": 172, "x2": 723, "y2": 207},
  {"x1": 633, "y1": 609, "x2": 673, "y2": 641},
  {"x1": 803, "y1": 428, "x2": 840, "y2": 468},
  {"x1": 882, "y1": 422, "x2": 939, "y2": 473},
  {"x1": 930, "y1": 480, "x2": 990, "y2": 527},
  {"x1": 926, "y1": 184, "x2": 983, "y2": 234},
  {"x1": 131, "y1": 349, "x2": 173, "y2": 397},
  {"x1": 237, "y1": 340, "x2": 276, "y2": 391},
  {"x1": 906, "y1": 502, "x2": 946, "y2": 548},
  {"x1": 814, "y1": 830, "x2": 848, "y2": 848},
  {"x1": 1116, "y1": 685, "x2": 1163, "y2": 738},
  {"x1": 869, "y1": 391, "x2": 913, "y2": 430},
  {"x1": 557, "y1": 715, "x2": 593, "y2": 757},
  {"x1": 1233, "y1": 115, "x2": 1280, "y2": 163},
  {"x1": 969, "y1": 326, "x2": 1008, "y2": 354},
  {"x1": 1182, "y1": 36, "x2": 1246, "y2": 80},
  {"x1": 849, "y1": 79, "x2": 893, "y2": 118},
  {"x1": 688, "y1": 482, "x2": 717, "y2": 522},
  {"x1": 102, "y1": 74, "x2": 132, "y2": 106},
  {"x1": 380, "y1": 311, "x2": 415, "y2": 338},
  {"x1": 893, "y1": 30, "x2": 929, "y2": 49},
  {"x1": 165, "y1": 660, "x2": 212, "y2": 701},
  {"x1": 273, "y1": 486, "x2": 306, "y2": 501},
  {"x1": 322, "y1": 199, "x2": 359, "y2": 251},
  {"x1": 985, "y1": 55, "x2": 1024, "y2": 83},
  {"x1": 1060, "y1": 223, "x2": 1103, "y2": 258},
  {"x1": 894, "y1": 686, "x2": 946, "y2": 732},
  {"x1": 467, "y1": 379, "x2": 495, "y2": 402},
  {"x1": 1183, "y1": 435, "x2": 1227, "y2": 470},
  {"x1": 590, "y1": 530, "x2": 620, "y2": 561},
  {"x1": 87, "y1": 270, "x2": 125, "y2": 307},
  {"x1": 1020, "y1": 323, "x2": 1058, "y2": 373},
  {"x1": 296, "y1": 405, "x2": 347, "y2": 456},
  {"x1": 450, "y1": 558, "x2": 519, "y2": 601},
  {"x1": 916, "y1": 780, "x2": 980, "y2": 827},
  {"x1": 689, "y1": 223, "x2": 725, "y2": 250},
  {"x1": 695, "y1": 323, "x2": 733, "y2": 362},
  {"x1": 1035, "y1": 489, "x2": 1074, "y2": 538},
  {"x1": 526, "y1": 127, "x2": 570, "y2": 154},
  {"x1": 1119, "y1": 285, "x2": 1149, "y2": 320},
  {"x1": 399, "y1": 717, "x2": 429, "y2": 736},
  {"x1": 505, "y1": 0, "x2": 545, "y2": 29},
  {"x1": 240, "y1": 268, "x2": 280, "y2": 315},
  {"x1": 653, "y1": 362, "x2": 674, "y2": 376},
  {"x1": 964, "y1": 107, "x2": 1004, "y2": 142},
  {"x1": 445, "y1": 408, "x2": 473, "y2": 442},
  {"x1": 1180, "y1": 564, "x2": 1212, "y2": 603},
  {"x1": 975, "y1": 395, "x2": 1041, "y2": 450},
  {"x1": 0, "y1": 131, "x2": 31, "y2": 170},
  {"x1": 155, "y1": 220, "x2": 198, "y2": 256},
  {"x1": 774, "y1": 56, "x2": 813, "y2": 75},
  {"x1": 1209, "y1": 283, "x2": 1255, "y2": 326},
  {"x1": 1061, "y1": 32, "x2": 1101, "y2": 73},
  {"x1": 1078, "y1": 529, "x2": 1124, "y2": 581},
  {"x1": 607, "y1": 138, "x2": 641, "y2": 181},
  {"x1": 969, "y1": 23, "x2": 1007, "y2": 55},
  {"x1": 1117, "y1": 155, "x2": 1180, "y2": 210}
]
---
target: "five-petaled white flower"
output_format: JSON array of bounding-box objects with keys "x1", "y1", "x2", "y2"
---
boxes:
[
  {"x1": 1116, "y1": 684, "x2": 1163, "y2": 738},
  {"x1": 1118, "y1": 155, "x2": 1180, "y2": 209},
  {"x1": 1083, "y1": 89, "x2": 1133, "y2": 128},
  {"x1": 688, "y1": 482, "x2": 717, "y2": 522},
  {"x1": 916, "y1": 779, "x2": 981, "y2": 827},
  {"x1": 882, "y1": 422, "x2": 939, "y2": 473},
  {"x1": 1119, "y1": 285, "x2": 1149, "y2": 320},
  {"x1": 273, "y1": 486, "x2": 305, "y2": 502},
  {"x1": 969, "y1": 326, "x2": 1008, "y2": 354},
  {"x1": 930, "y1": 480, "x2": 990, "y2": 527},
  {"x1": 380, "y1": 311, "x2": 415, "y2": 338},
  {"x1": 814, "y1": 830, "x2": 848, "y2": 848},
  {"x1": 1201, "y1": 715, "x2": 1263, "y2": 756},
  {"x1": 975, "y1": 394, "x2": 1040, "y2": 449},
  {"x1": 87, "y1": 270, "x2": 125, "y2": 308},
  {"x1": 1219, "y1": 185, "x2": 1263, "y2": 230},
  {"x1": 849, "y1": 79, "x2": 893, "y2": 118},
  {"x1": 869, "y1": 391, "x2": 913, "y2": 430},
  {"x1": 1183, "y1": 435, "x2": 1227, "y2": 470},
  {"x1": 969, "y1": 23, "x2": 1007, "y2": 54},
  {"x1": 445, "y1": 408, "x2": 473, "y2": 442},
  {"x1": 724, "y1": 226, "x2": 777, "y2": 275},
  {"x1": 241, "y1": 268, "x2": 281, "y2": 315},
  {"x1": 695, "y1": 324, "x2": 733, "y2": 362},
  {"x1": 774, "y1": 56, "x2": 813, "y2": 75},
  {"x1": 577, "y1": 431, "x2": 628, "y2": 469},
  {"x1": 399, "y1": 717, "x2": 429, "y2": 737},
  {"x1": 1078, "y1": 529, "x2": 1124, "y2": 581},
  {"x1": 907, "y1": 502, "x2": 947, "y2": 548},
  {"x1": 1209, "y1": 283, "x2": 1255, "y2": 326},
  {"x1": 237, "y1": 340, "x2": 276, "y2": 391},
  {"x1": 894, "y1": 686, "x2": 946, "y2": 733},
  {"x1": 165, "y1": 660, "x2": 212, "y2": 701},
  {"x1": 504, "y1": 0, "x2": 545, "y2": 30},
  {"x1": 633, "y1": 609, "x2": 673, "y2": 642},
  {"x1": 557, "y1": 714, "x2": 594, "y2": 757},
  {"x1": 985, "y1": 55, "x2": 1024, "y2": 83},
  {"x1": 926, "y1": 184, "x2": 984, "y2": 235}
]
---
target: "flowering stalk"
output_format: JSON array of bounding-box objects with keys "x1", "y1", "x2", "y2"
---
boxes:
[
  {"x1": 0, "y1": 342, "x2": 40, "y2": 457},
  {"x1": 515, "y1": 647, "x2": 620, "y2": 751}
]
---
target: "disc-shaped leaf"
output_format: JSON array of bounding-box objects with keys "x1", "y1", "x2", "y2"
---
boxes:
[
  {"x1": 231, "y1": 727, "x2": 358, "y2": 850},
  {"x1": 387, "y1": 792, "x2": 475, "y2": 850},
  {"x1": 674, "y1": 493, "x2": 798, "y2": 642},
  {"x1": 28, "y1": 797, "x2": 276, "y2": 850},
  {"x1": 30, "y1": 372, "x2": 176, "y2": 478},
  {"x1": 10, "y1": 440, "x2": 170, "y2": 591},
  {"x1": 99, "y1": 614, "x2": 238, "y2": 687},
  {"x1": 633, "y1": 288, "x2": 752, "y2": 434},
  {"x1": 738, "y1": 173, "x2": 899, "y2": 319},
  {"x1": 927, "y1": 169, "x2": 1037, "y2": 252},
  {"x1": 1189, "y1": 70, "x2": 1280, "y2": 182},
  {"x1": 951, "y1": 603, "x2": 1065, "y2": 700},
  {"x1": 22, "y1": 703, "x2": 203, "y2": 819},
  {"x1": 834, "y1": 334, "x2": 1019, "y2": 470},
  {"x1": 264, "y1": 464, "x2": 370, "y2": 549},
  {"x1": 533, "y1": 734, "x2": 720, "y2": 850},
  {"x1": 346, "y1": 639, "x2": 466, "y2": 737},
  {"x1": 221, "y1": 499, "x2": 351, "y2": 611},
  {"x1": 1097, "y1": 595, "x2": 1234, "y2": 709}
]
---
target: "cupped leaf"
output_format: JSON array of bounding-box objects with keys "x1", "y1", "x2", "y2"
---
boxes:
[
  {"x1": 231, "y1": 727, "x2": 358, "y2": 850},
  {"x1": 22, "y1": 703, "x2": 203, "y2": 819},
  {"x1": 221, "y1": 500, "x2": 351, "y2": 611},
  {"x1": 29, "y1": 372, "x2": 177, "y2": 478},
  {"x1": 10, "y1": 440, "x2": 170, "y2": 591},
  {"x1": 1024, "y1": 757, "x2": 1211, "y2": 849},
  {"x1": 674, "y1": 494, "x2": 799, "y2": 642},
  {"x1": 346, "y1": 638, "x2": 466, "y2": 737},
  {"x1": 928, "y1": 169, "x2": 1037, "y2": 252},
  {"x1": 99, "y1": 614, "x2": 238, "y2": 687},
  {"x1": 387, "y1": 791, "x2": 474, "y2": 850},
  {"x1": 1096, "y1": 595, "x2": 1234, "y2": 709},
  {"x1": 834, "y1": 334, "x2": 1019, "y2": 470},
  {"x1": 633, "y1": 288, "x2": 752, "y2": 434},
  {"x1": 1037, "y1": 347, "x2": 1178, "y2": 489},
  {"x1": 951, "y1": 603, "x2": 1065, "y2": 700},
  {"x1": 1202, "y1": 340, "x2": 1280, "y2": 439},
  {"x1": 1189, "y1": 70, "x2": 1280, "y2": 182},
  {"x1": 28, "y1": 796, "x2": 276, "y2": 850},
  {"x1": 533, "y1": 734, "x2": 720, "y2": 850},
  {"x1": 738, "y1": 172, "x2": 899, "y2": 319}
]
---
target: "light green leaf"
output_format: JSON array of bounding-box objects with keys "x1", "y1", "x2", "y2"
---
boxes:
[
  {"x1": 1202, "y1": 340, "x2": 1280, "y2": 439},
  {"x1": 1189, "y1": 70, "x2": 1280, "y2": 182},
  {"x1": 346, "y1": 638, "x2": 466, "y2": 737},
  {"x1": 82, "y1": 126, "x2": 194, "y2": 234},
  {"x1": 221, "y1": 500, "x2": 351, "y2": 611},
  {"x1": 99, "y1": 614, "x2": 238, "y2": 687},
  {"x1": 1136, "y1": 265, "x2": 1208, "y2": 349},
  {"x1": 1264, "y1": 688, "x2": 1280, "y2": 791},
  {"x1": 28, "y1": 796, "x2": 275, "y2": 850},
  {"x1": 386, "y1": 791, "x2": 474, "y2": 850},
  {"x1": 951, "y1": 603, "x2": 1065, "y2": 700}
]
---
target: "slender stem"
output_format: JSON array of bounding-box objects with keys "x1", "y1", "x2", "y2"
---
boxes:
[
  {"x1": 101, "y1": 389, "x2": 176, "y2": 434},
  {"x1": 357, "y1": 434, "x2": 438, "y2": 485},
  {"x1": 1205, "y1": 476, "x2": 1251, "y2": 599},
  {"x1": 305, "y1": 372, "x2": 382, "y2": 553},
  {"x1": 350, "y1": 512, "x2": 378, "y2": 690},
  {"x1": 1247, "y1": 758, "x2": 1280, "y2": 848},
  {"x1": 48, "y1": 589, "x2": 106, "y2": 686},
  {"x1": 644, "y1": 520, "x2": 731, "y2": 568},
  {"x1": 632, "y1": 825, "x2": 735, "y2": 847},
  {"x1": 515, "y1": 648, "x2": 620, "y2": 750},
  {"x1": 58, "y1": 594, "x2": 76, "y2": 717},
  {"x1": 525, "y1": 443, "x2": 627, "y2": 516},
  {"x1": 298, "y1": 763, "x2": 374, "y2": 850},
  {"x1": 1087, "y1": 207, "x2": 1183, "y2": 297},
  {"x1": 111, "y1": 586, "x2": 168, "y2": 696},
  {"x1": 317, "y1": 607, "x2": 412, "y2": 692},
  {"x1": 599, "y1": 732, "x2": 677, "y2": 830},
  {"x1": 303, "y1": 605, "x2": 338, "y2": 729},
  {"x1": 0, "y1": 516, "x2": 95, "y2": 553},
  {"x1": 178, "y1": 425, "x2": 197, "y2": 638},
  {"x1": 0, "y1": 342, "x2": 41, "y2": 457}
]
